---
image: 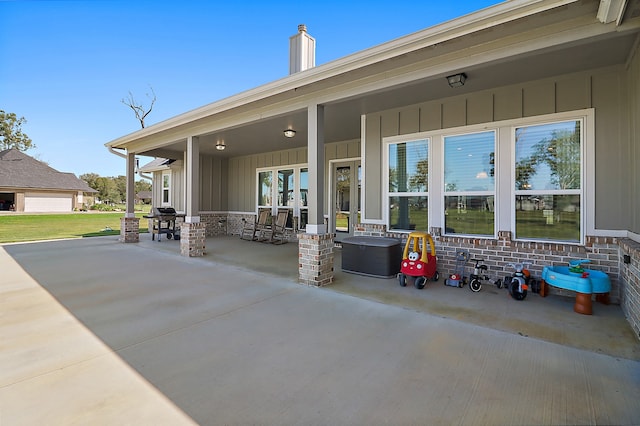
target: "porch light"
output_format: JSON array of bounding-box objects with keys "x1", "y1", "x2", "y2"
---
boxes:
[
  {"x1": 446, "y1": 73, "x2": 467, "y2": 88},
  {"x1": 216, "y1": 140, "x2": 226, "y2": 150},
  {"x1": 283, "y1": 129, "x2": 296, "y2": 138}
]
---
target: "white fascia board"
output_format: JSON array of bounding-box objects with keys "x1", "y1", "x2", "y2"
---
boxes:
[{"x1": 105, "y1": 0, "x2": 578, "y2": 149}]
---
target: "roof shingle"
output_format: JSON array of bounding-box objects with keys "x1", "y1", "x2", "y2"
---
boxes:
[{"x1": 0, "y1": 148, "x2": 97, "y2": 192}]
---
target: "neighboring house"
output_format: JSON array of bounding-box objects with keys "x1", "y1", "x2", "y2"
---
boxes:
[
  {"x1": 136, "y1": 191, "x2": 152, "y2": 204},
  {"x1": 108, "y1": 1, "x2": 640, "y2": 337},
  {"x1": 0, "y1": 148, "x2": 97, "y2": 212}
]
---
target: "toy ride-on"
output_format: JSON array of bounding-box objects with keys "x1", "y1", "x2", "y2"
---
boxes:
[
  {"x1": 398, "y1": 232, "x2": 439, "y2": 289},
  {"x1": 468, "y1": 258, "x2": 491, "y2": 292},
  {"x1": 501, "y1": 263, "x2": 531, "y2": 300}
]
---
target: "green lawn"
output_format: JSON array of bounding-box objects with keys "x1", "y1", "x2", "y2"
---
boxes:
[{"x1": 0, "y1": 213, "x2": 149, "y2": 243}]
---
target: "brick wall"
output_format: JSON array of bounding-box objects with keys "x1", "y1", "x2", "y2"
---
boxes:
[
  {"x1": 619, "y1": 238, "x2": 640, "y2": 340},
  {"x1": 119, "y1": 217, "x2": 139, "y2": 243},
  {"x1": 179, "y1": 222, "x2": 206, "y2": 257},
  {"x1": 354, "y1": 224, "x2": 624, "y2": 303},
  {"x1": 199, "y1": 213, "x2": 229, "y2": 237},
  {"x1": 298, "y1": 232, "x2": 334, "y2": 286}
]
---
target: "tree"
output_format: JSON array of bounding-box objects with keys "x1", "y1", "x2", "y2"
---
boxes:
[
  {"x1": 94, "y1": 177, "x2": 120, "y2": 204},
  {"x1": 135, "y1": 180, "x2": 152, "y2": 194},
  {"x1": 121, "y1": 86, "x2": 156, "y2": 128},
  {"x1": 113, "y1": 175, "x2": 127, "y2": 201},
  {"x1": 0, "y1": 110, "x2": 35, "y2": 151},
  {"x1": 409, "y1": 158, "x2": 428, "y2": 192},
  {"x1": 80, "y1": 173, "x2": 100, "y2": 191},
  {"x1": 532, "y1": 128, "x2": 581, "y2": 190}
]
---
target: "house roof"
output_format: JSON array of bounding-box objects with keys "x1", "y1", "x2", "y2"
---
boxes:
[
  {"x1": 0, "y1": 148, "x2": 97, "y2": 192},
  {"x1": 105, "y1": 0, "x2": 640, "y2": 160},
  {"x1": 138, "y1": 158, "x2": 174, "y2": 173}
]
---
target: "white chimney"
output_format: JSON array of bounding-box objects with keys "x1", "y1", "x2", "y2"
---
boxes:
[{"x1": 289, "y1": 24, "x2": 315, "y2": 74}]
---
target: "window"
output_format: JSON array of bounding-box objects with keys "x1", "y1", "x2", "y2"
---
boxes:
[
  {"x1": 277, "y1": 169, "x2": 295, "y2": 228},
  {"x1": 514, "y1": 120, "x2": 582, "y2": 242},
  {"x1": 256, "y1": 166, "x2": 307, "y2": 230},
  {"x1": 258, "y1": 171, "x2": 273, "y2": 208},
  {"x1": 299, "y1": 168, "x2": 308, "y2": 230},
  {"x1": 387, "y1": 139, "x2": 429, "y2": 231},
  {"x1": 161, "y1": 172, "x2": 171, "y2": 206},
  {"x1": 443, "y1": 131, "x2": 495, "y2": 236}
]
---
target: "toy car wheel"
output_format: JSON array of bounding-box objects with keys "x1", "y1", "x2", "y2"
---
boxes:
[
  {"x1": 432, "y1": 271, "x2": 439, "y2": 282},
  {"x1": 495, "y1": 279, "x2": 503, "y2": 289},
  {"x1": 470, "y1": 279, "x2": 482, "y2": 292},
  {"x1": 398, "y1": 273, "x2": 407, "y2": 287},
  {"x1": 167, "y1": 233, "x2": 173, "y2": 240},
  {"x1": 414, "y1": 276, "x2": 427, "y2": 289},
  {"x1": 509, "y1": 281, "x2": 527, "y2": 301}
]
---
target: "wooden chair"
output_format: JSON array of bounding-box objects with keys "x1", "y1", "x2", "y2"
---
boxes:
[
  {"x1": 240, "y1": 208, "x2": 271, "y2": 241},
  {"x1": 264, "y1": 208, "x2": 290, "y2": 244}
]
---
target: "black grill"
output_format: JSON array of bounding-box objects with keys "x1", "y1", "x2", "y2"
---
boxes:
[{"x1": 145, "y1": 207, "x2": 180, "y2": 241}]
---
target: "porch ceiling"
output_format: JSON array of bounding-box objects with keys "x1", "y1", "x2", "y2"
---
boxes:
[{"x1": 128, "y1": 1, "x2": 640, "y2": 161}]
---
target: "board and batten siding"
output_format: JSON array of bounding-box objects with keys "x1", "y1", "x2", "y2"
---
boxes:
[
  {"x1": 199, "y1": 155, "x2": 228, "y2": 212},
  {"x1": 627, "y1": 39, "x2": 640, "y2": 236},
  {"x1": 364, "y1": 65, "x2": 633, "y2": 232},
  {"x1": 227, "y1": 141, "x2": 360, "y2": 213}
]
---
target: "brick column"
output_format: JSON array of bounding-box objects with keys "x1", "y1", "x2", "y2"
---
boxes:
[
  {"x1": 119, "y1": 217, "x2": 140, "y2": 243},
  {"x1": 180, "y1": 222, "x2": 206, "y2": 257},
  {"x1": 298, "y1": 232, "x2": 334, "y2": 286}
]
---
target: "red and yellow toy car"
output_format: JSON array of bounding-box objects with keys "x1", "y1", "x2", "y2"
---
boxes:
[{"x1": 398, "y1": 231, "x2": 439, "y2": 289}]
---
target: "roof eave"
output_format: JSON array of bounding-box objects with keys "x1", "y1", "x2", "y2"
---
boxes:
[{"x1": 104, "y1": 0, "x2": 580, "y2": 149}]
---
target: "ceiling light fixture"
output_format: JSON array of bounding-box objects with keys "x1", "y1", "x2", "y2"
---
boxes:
[
  {"x1": 283, "y1": 129, "x2": 296, "y2": 138},
  {"x1": 216, "y1": 140, "x2": 226, "y2": 151},
  {"x1": 446, "y1": 73, "x2": 467, "y2": 88}
]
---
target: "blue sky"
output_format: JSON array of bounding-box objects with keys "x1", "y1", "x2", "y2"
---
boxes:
[{"x1": 1, "y1": 0, "x2": 502, "y2": 179}]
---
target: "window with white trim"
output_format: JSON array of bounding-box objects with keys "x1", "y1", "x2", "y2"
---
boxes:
[
  {"x1": 256, "y1": 166, "x2": 307, "y2": 230},
  {"x1": 443, "y1": 131, "x2": 495, "y2": 236},
  {"x1": 387, "y1": 139, "x2": 429, "y2": 231},
  {"x1": 514, "y1": 120, "x2": 582, "y2": 243},
  {"x1": 258, "y1": 170, "x2": 273, "y2": 208},
  {"x1": 299, "y1": 168, "x2": 308, "y2": 230},
  {"x1": 161, "y1": 171, "x2": 171, "y2": 206},
  {"x1": 277, "y1": 168, "x2": 295, "y2": 228}
]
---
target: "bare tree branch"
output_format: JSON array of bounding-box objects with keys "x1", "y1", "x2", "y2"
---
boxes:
[{"x1": 121, "y1": 86, "x2": 156, "y2": 128}]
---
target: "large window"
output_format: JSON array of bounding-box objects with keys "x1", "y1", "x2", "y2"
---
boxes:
[
  {"x1": 514, "y1": 120, "x2": 582, "y2": 242},
  {"x1": 444, "y1": 131, "x2": 495, "y2": 236},
  {"x1": 256, "y1": 166, "x2": 306, "y2": 230},
  {"x1": 387, "y1": 139, "x2": 429, "y2": 231}
]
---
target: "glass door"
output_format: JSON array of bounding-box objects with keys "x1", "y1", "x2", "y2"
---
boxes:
[{"x1": 332, "y1": 161, "x2": 361, "y2": 241}]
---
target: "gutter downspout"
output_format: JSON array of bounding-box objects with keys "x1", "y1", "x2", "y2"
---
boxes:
[
  {"x1": 107, "y1": 145, "x2": 152, "y2": 178},
  {"x1": 107, "y1": 146, "x2": 127, "y2": 159}
]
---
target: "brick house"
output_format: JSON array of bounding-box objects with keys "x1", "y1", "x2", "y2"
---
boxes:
[
  {"x1": 107, "y1": 1, "x2": 640, "y2": 337},
  {"x1": 0, "y1": 148, "x2": 96, "y2": 212}
]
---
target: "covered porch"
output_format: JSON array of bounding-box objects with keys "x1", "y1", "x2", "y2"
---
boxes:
[
  {"x1": 133, "y1": 233, "x2": 638, "y2": 360},
  {"x1": 107, "y1": 0, "x2": 640, "y2": 337}
]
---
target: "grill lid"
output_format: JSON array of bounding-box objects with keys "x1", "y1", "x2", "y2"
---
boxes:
[{"x1": 153, "y1": 207, "x2": 177, "y2": 216}]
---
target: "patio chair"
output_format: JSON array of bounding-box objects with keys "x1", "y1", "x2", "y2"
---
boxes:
[
  {"x1": 264, "y1": 208, "x2": 290, "y2": 244},
  {"x1": 240, "y1": 208, "x2": 271, "y2": 241}
]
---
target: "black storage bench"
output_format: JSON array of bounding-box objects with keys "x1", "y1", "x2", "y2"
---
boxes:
[{"x1": 341, "y1": 236, "x2": 402, "y2": 278}]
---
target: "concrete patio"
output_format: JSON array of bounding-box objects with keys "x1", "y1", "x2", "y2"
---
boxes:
[{"x1": 2, "y1": 235, "x2": 639, "y2": 425}]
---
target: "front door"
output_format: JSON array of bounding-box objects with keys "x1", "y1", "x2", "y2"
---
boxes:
[{"x1": 332, "y1": 161, "x2": 361, "y2": 242}]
